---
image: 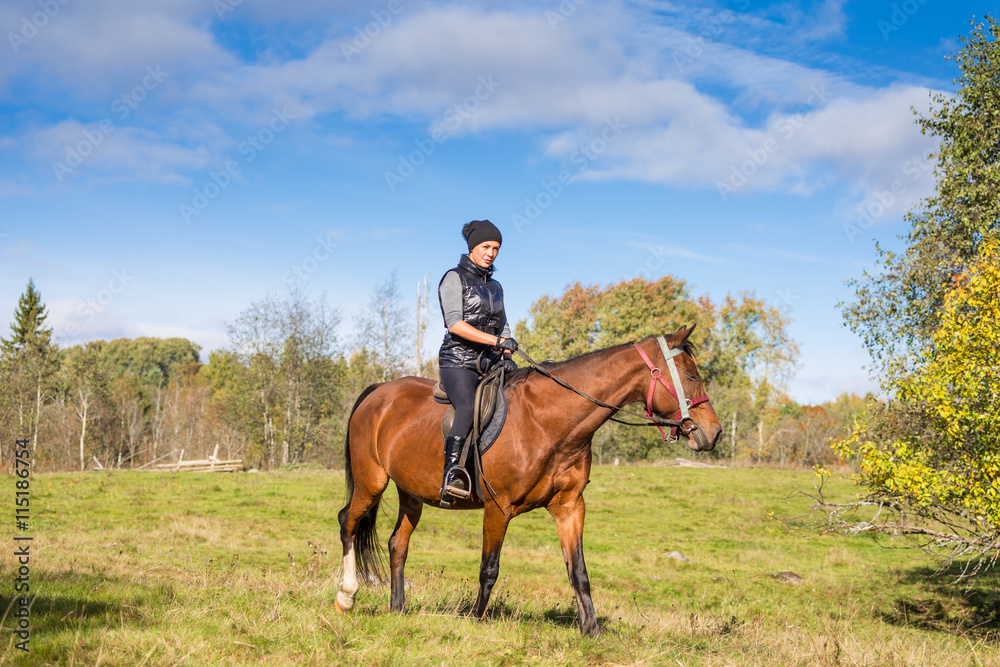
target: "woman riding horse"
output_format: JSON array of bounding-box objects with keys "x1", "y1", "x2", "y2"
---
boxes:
[{"x1": 437, "y1": 219, "x2": 518, "y2": 506}]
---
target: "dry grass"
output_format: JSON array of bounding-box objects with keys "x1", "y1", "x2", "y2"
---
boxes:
[{"x1": 1, "y1": 467, "x2": 998, "y2": 665}]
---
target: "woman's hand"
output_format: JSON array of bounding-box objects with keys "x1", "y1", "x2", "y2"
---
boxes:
[{"x1": 496, "y1": 337, "x2": 518, "y2": 353}]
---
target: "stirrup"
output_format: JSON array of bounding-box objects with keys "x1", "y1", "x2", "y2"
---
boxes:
[
  {"x1": 439, "y1": 485, "x2": 467, "y2": 509},
  {"x1": 443, "y1": 467, "x2": 472, "y2": 500}
]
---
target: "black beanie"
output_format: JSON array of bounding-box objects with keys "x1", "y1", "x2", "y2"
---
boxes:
[{"x1": 462, "y1": 220, "x2": 502, "y2": 251}]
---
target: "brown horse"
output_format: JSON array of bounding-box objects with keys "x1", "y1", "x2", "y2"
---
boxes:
[{"x1": 335, "y1": 325, "x2": 722, "y2": 636}]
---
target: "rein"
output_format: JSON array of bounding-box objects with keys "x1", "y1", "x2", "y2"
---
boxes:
[{"x1": 513, "y1": 337, "x2": 709, "y2": 442}]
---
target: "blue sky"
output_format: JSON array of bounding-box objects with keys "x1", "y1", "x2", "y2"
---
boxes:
[{"x1": 0, "y1": 0, "x2": 987, "y2": 403}]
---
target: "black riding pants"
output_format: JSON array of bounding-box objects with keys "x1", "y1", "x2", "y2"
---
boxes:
[{"x1": 439, "y1": 366, "x2": 479, "y2": 441}]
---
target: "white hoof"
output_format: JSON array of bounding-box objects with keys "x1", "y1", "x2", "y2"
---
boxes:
[{"x1": 335, "y1": 591, "x2": 354, "y2": 613}]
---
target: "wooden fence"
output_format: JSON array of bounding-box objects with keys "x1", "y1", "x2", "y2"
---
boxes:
[{"x1": 136, "y1": 445, "x2": 244, "y2": 473}]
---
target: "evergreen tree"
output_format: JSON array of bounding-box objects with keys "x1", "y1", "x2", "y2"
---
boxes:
[
  {"x1": 2, "y1": 278, "x2": 58, "y2": 467},
  {"x1": 3, "y1": 278, "x2": 54, "y2": 358}
]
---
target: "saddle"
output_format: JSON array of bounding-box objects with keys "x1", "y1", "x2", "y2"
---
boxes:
[{"x1": 432, "y1": 362, "x2": 508, "y2": 501}]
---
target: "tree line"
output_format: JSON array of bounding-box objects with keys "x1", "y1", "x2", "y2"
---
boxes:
[
  {"x1": 515, "y1": 276, "x2": 867, "y2": 465},
  {"x1": 0, "y1": 276, "x2": 420, "y2": 472},
  {"x1": 1, "y1": 267, "x2": 863, "y2": 473}
]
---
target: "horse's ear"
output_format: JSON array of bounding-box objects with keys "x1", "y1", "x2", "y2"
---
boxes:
[
  {"x1": 675, "y1": 324, "x2": 696, "y2": 339},
  {"x1": 666, "y1": 324, "x2": 696, "y2": 348}
]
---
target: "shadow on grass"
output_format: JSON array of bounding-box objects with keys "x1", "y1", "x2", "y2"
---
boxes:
[
  {"x1": 1, "y1": 570, "x2": 162, "y2": 637},
  {"x1": 356, "y1": 590, "x2": 594, "y2": 631},
  {"x1": 881, "y1": 563, "x2": 1000, "y2": 640}
]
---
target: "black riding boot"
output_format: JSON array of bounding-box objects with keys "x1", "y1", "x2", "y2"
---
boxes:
[{"x1": 439, "y1": 435, "x2": 467, "y2": 508}]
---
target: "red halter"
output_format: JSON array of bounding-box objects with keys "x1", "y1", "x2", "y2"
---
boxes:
[{"x1": 632, "y1": 338, "x2": 710, "y2": 441}]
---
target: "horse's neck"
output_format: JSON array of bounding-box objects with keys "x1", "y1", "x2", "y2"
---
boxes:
[{"x1": 529, "y1": 344, "x2": 646, "y2": 442}]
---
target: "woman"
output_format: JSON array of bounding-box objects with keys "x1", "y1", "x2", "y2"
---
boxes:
[{"x1": 437, "y1": 219, "x2": 518, "y2": 505}]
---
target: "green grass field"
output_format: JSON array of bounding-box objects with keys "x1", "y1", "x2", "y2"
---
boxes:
[{"x1": 2, "y1": 465, "x2": 998, "y2": 665}]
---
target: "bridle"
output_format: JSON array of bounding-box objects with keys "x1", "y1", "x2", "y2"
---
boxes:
[
  {"x1": 631, "y1": 336, "x2": 710, "y2": 444},
  {"x1": 513, "y1": 336, "x2": 711, "y2": 445}
]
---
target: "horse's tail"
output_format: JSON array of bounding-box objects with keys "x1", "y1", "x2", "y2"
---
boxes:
[{"x1": 340, "y1": 382, "x2": 386, "y2": 582}]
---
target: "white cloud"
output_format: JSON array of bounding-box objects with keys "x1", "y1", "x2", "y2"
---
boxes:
[
  {"x1": 1, "y1": 0, "x2": 233, "y2": 96},
  {"x1": 0, "y1": 238, "x2": 35, "y2": 259},
  {"x1": 771, "y1": 85, "x2": 935, "y2": 180},
  {"x1": 26, "y1": 120, "x2": 213, "y2": 184},
  {"x1": 766, "y1": 0, "x2": 850, "y2": 42},
  {"x1": 2, "y1": 2, "x2": 946, "y2": 199},
  {"x1": 129, "y1": 323, "x2": 228, "y2": 358},
  {"x1": 207, "y1": 4, "x2": 937, "y2": 200},
  {"x1": 215, "y1": 0, "x2": 357, "y2": 22},
  {"x1": 191, "y1": 5, "x2": 613, "y2": 126},
  {"x1": 49, "y1": 297, "x2": 227, "y2": 357},
  {"x1": 49, "y1": 296, "x2": 127, "y2": 345},
  {"x1": 0, "y1": 180, "x2": 35, "y2": 198},
  {"x1": 724, "y1": 244, "x2": 833, "y2": 265},
  {"x1": 579, "y1": 83, "x2": 937, "y2": 204},
  {"x1": 618, "y1": 239, "x2": 723, "y2": 264}
]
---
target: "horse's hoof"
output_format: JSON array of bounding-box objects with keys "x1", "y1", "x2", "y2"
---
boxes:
[{"x1": 335, "y1": 598, "x2": 346, "y2": 614}]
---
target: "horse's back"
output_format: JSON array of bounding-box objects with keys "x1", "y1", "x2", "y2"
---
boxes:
[{"x1": 350, "y1": 376, "x2": 451, "y2": 502}]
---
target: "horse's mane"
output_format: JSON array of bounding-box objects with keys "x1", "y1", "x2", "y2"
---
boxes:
[
  {"x1": 505, "y1": 335, "x2": 696, "y2": 388},
  {"x1": 504, "y1": 349, "x2": 614, "y2": 388},
  {"x1": 679, "y1": 337, "x2": 698, "y2": 358}
]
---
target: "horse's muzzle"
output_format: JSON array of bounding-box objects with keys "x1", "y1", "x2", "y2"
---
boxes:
[{"x1": 684, "y1": 421, "x2": 722, "y2": 452}]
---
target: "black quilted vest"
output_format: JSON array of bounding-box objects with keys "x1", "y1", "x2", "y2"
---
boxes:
[{"x1": 438, "y1": 254, "x2": 505, "y2": 371}]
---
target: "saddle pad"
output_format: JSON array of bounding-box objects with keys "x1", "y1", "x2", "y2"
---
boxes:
[
  {"x1": 434, "y1": 370, "x2": 509, "y2": 454},
  {"x1": 477, "y1": 386, "x2": 506, "y2": 455}
]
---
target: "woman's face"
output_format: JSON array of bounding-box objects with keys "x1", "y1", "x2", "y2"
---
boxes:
[{"x1": 469, "y1": 240, "x2": 500, "y2": 269}]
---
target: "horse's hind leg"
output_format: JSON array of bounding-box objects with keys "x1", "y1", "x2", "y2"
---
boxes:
[
  {"x1": 549, "y1": 494, "x2": 601, "y2": 637},
  {"x1": 336, "y1": 466, "x2": 389, "y2": 614},
  {"x1": 388, "y1": 487, "x2": 423, "y2": 612}
]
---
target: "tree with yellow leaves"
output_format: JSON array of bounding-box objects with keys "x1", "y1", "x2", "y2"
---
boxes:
[
  {"x1": 836, "y1": 17, "x2": 1000, "y2": 572},
  {"x1": 837, "y1": 237, "x2": 1000, "y2": 569}
]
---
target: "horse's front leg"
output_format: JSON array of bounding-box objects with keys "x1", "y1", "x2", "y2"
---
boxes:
[
  {"x1": 388, "y1": 488, "x2": 423, "y2": 612},
  {"x1": 472, "y1": 505, "x2": 512, "y2": 619},
  {"x1": 549, "y1": 494, "x2": 601, "y2": 636}
]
